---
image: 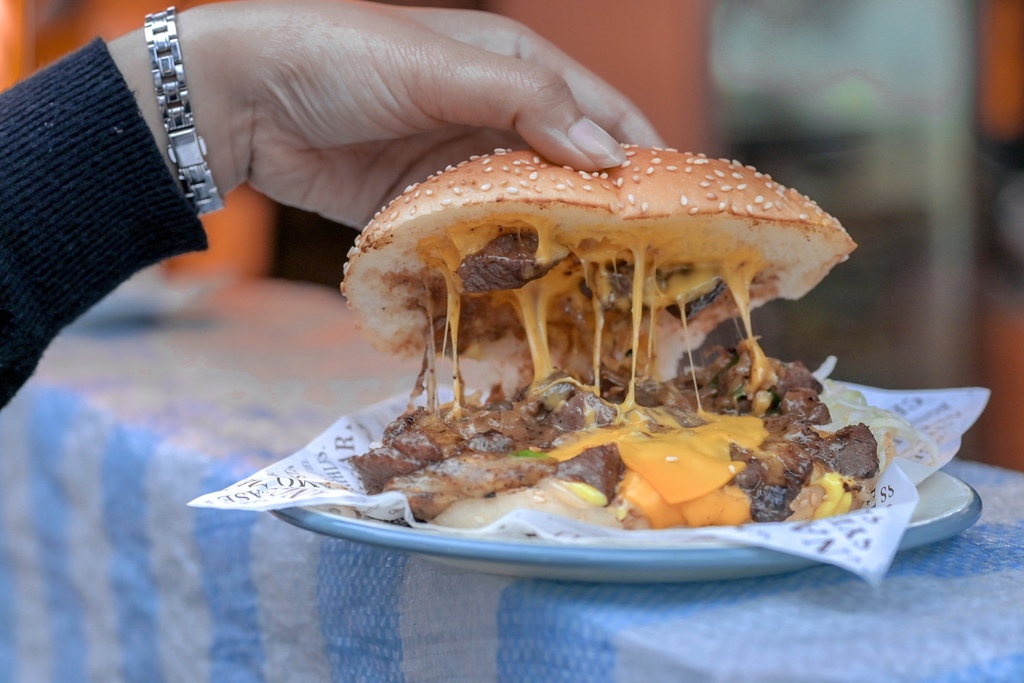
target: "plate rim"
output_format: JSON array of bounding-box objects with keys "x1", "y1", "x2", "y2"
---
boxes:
[{"x1": 270, "y1": 470, "x2": 982, "y2": 580}]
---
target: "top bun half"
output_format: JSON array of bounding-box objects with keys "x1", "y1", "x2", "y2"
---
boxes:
[{"x1": 342, "y1": 147, "x2": 854, "y2": 364}]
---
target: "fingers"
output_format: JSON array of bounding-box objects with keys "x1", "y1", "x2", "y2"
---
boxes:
[
  {"x1": 389, "y1": 6, "x2": 664, "y2": 149},
  {"x1": 399, "y1": 40, "x2": 632, "y2": 170}
]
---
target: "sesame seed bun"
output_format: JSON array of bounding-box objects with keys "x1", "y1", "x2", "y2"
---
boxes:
[{"x1": 342, "y1": 146, "x2": 854, "y2": 367}]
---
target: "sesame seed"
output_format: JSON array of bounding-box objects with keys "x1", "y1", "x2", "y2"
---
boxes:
[
  {"x1": 512, "y1": 160, "x2": 522, "y2": 166},
  {"x1": 627, "y1": 193, "x2": 636, "y2": 205},
  {"x1": 482, "y1": 158, "x2": 492, "y2": 165},
  {"x1": 583, "y1": 184, "x2": 593, "y2": 191},
  {"x1": 533, "y1": 156, "x2": 540, "y2": 164},
  {"x1": 688, "y1": 206, "x2": 699, "y2": 215},
  {"x1": 633, "y1": 175, "x2": 641, "y2": 183},
  {"x1": 799, "y1": 213, "x2": 809, "y2": 220},
  {"x1": 409, "y1": 206, "x2": 417, "y2": 215},
  {"x1": 625, "y1": 150, "x2": 637, "y2": 157},
  {"x1": 620, "y1": 160, "x2": 632, "y2": 168},
  {"x1": 519, "y1": 180, "x2": 529, "y2": 187},
  {"x1": 633, "y1": 166, "x2": 641, "y2": 173},
  {"x1": 651, "y1": 157, "x2": 662, "y2": 164},
  {"x1": 666, "y1": 165, "x2": 678, "y2": 171},
  {"x1": 721, "y1": 185, "x2": 733, "y2": 191},
  {"x1": 641, "y1": 201, "x2": 649, "y2": 213},
  {"x1": 665, "y1": 456, "x2": 678, "y2": 462},
  {"x1": 680, "y1": 194, "x2": 689, "y2": 206},
  {"x1": 507, "y1": 186, "x2": 519, "y2": 194},
  {"x1": 732, "y1": 172, "x2": 743, "y2": 179},
  {"x1": 453, "y1": 187, "x2": 462, "y2": 195},
  {"x1": 529, "y1": 171, "x2": 539, "y2": 180},
  {"x1": 615, "y1": 177, "x2": 624, "y2": 187},
  {"x1": 746, "y1": 204, "x2": 754, "y2": 214},
  {"x1": 646, "y1": 167, "x2": 655, "y2": 175},
  {"x1": 483, "y1": 167, "x2": 494, "y2": 173},
  {"x1": 718, "y1": 201, "x2": 727, "y2": 211},
  {"x1": 737, "y1": 184, "x2": 747, "y2": 190},
  {"x1": 755, "y1": 195, "x2": 764, "y2": 204},
  {"x1": 555, "y1": 183, "x2": 566, "y2": 191},
  {"x1": 714, "y1": 169, "x2": 725, "y2": 178},
  {"x1": 440, "y1": 198, "x2": 452, "y2": 206},
  {"x1": 685, "y1": 166, "x2": 693, "y2": 173},
  {"x1": 481, "y1": 183, "x2": 492, "y2": 191},
  {"x1": 694, "y1": 158, "x2": 709, "y2": 165},
  {"x1": 707, "y1": 193, "x2": 717, "y2": 200},
  {"x1": 699, "y1": 181, "x2": 711, "y2": 188},
  {"x1": 763, "y1": 201, "x2": 773, "y2": 209},
  {"x1": 425, "y1": 189, "x2": 434, "y2": 196}
]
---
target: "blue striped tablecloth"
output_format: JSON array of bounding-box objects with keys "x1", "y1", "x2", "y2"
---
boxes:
[{"x1": 1, "y1": 279, "x2": 1021, "y2": 683}]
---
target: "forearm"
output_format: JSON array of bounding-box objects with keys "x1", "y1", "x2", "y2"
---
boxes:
[{"x1": 0, "y1": 40, "x2": 207, "y2": 408}]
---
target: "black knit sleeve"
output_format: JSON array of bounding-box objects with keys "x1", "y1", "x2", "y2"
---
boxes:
[{"x1": 0, "y1": 39, "x2": 208, "y2": 407}]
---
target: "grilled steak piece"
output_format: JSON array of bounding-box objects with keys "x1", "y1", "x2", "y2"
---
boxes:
[
  {"x1": 465, "y1": 430, "x2": 516, "y2": 454},
  {"x1": 545, "y1": 390, "x2": 618, "y2": 431},
  {"x1": 683, "y1": 279, "x2": 726, "y2": 319},
  {"x1": 774, "y1": 361, "x2": 823, "y2": 396},
  {"x1": 351, "y1": 445, "x2": 432, "y2": 495},
  {"x1": 351, "y1": 408, "x2": 461, "y2": 493},
  {"x1": 779, "y1": 388, "x2": 831, "y2": 425},
  {"x1": 458, "y1": 233, "x2": 564, "y2": 293},
  {"x1": 817, "y1": 423, "x2": 879, "y2": 479},
  {"x1": 556, "y1": 444, "x2": 623, "y2": 502},
  {"x1": 384, "y1": 453, "x2": 558, "y2": 520}
]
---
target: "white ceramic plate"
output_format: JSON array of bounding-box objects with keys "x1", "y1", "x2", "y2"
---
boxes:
[{"x1": 271, "y1": 470, "x2": 981, "y2": 583}]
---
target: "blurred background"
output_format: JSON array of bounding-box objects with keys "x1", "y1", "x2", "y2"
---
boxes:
[{"x1": 2, "y1": 0, "x2": 1022, "y2": 470}]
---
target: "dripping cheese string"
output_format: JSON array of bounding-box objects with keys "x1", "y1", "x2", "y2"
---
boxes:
[{"x1": 424, "y1": 280, "x2": 438, "y2": 414}]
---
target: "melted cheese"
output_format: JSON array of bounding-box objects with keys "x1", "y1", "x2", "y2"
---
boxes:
[
  {"x1": 416, "y1": 218, "x2": 787, "y2": 528},
  {"x1": 544, "y1": 410, "x2": 762, "y2": 507}
]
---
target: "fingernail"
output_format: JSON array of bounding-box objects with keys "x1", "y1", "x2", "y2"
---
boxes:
[{"x1": 568, "y1": 117, "x2": 626, "y2": 168}]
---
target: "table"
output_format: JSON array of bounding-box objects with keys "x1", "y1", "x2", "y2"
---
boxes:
[{"x1": 1, "y1": 277, "x2": 1022, "y2": 683}]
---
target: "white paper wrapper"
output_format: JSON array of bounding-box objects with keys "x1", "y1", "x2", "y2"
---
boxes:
[{"x1": 190, "y1": 381, "x2": 989, "y2": 584}]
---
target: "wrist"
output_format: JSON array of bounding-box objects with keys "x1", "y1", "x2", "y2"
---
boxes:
[{"x1": 107, "y1": 6, "x2": 251, "y2": 203}]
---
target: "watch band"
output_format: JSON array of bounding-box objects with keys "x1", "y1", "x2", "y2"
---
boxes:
[{"x1": 144, "y1": 7, "x2": 224, "y2": 214}]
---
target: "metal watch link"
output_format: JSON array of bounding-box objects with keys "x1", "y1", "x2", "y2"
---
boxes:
[{"x1": 144, "y1": 7, "x2": 224, "y2": 214}]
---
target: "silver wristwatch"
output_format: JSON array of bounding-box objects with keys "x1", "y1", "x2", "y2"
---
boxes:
[{"x1": 144, "y1": 7, "x2": 224, "y2": 214}]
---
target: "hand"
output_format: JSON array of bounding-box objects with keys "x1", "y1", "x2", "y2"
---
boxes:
[{"x1": 108, "y1": 0, "x2": 663, "y2": 228}]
